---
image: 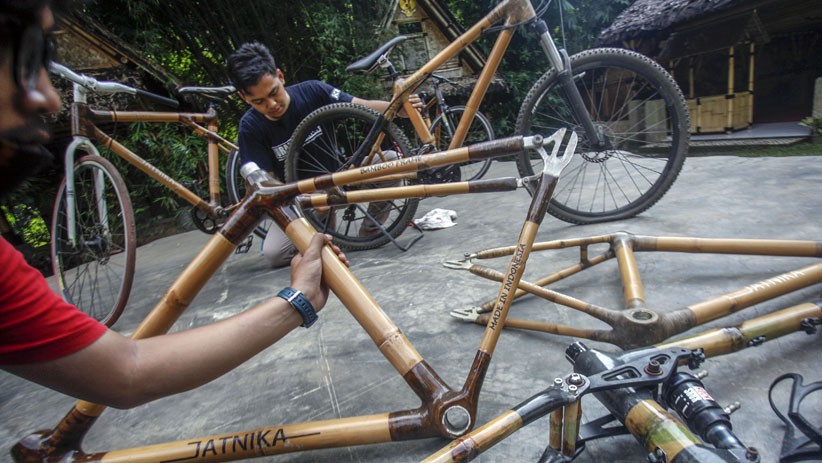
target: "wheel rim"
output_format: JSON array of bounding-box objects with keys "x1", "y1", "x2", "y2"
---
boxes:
[
  {"x1": 523, "y1": 55, "x2": 686, "y2": 221},
  {"x1": 289, "y1": 105, "x2": 418, "y2": 250},
  {"x1": 52, "y1": 159, "x2": 133, "y2": 325}
]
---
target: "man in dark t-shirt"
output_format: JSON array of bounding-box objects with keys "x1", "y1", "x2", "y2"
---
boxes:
[
  {"x1": 237, "y1": 79, "x2": 354, "y2": 182},
  {"x1": 227, "y1": 42, "x2": 420, "y2": 267}
]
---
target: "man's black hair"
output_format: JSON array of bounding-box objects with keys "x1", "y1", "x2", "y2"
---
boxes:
[
  {"x1": 226, "y1": 42, "x2": 278, "y2": 95},
  {"x1": 0, "y1": 0, "x2": 62, "y2": 63},
  {"x1": 0, "y1": 0, "x2": 65, "y2": 200}
]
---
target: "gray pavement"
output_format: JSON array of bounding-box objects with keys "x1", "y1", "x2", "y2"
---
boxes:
[{"x1": 2, "y1": 155, "x2": 822, "y2": 462}]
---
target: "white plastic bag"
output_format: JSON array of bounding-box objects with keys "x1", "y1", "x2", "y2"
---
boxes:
[{"x1": 413, "y1": 208, "x2": 458, "y2": 230}]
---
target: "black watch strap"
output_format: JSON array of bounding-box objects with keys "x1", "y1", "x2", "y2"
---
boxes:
[{"x1": 277, "y1": 287, "x2": 318, "y2": 328}]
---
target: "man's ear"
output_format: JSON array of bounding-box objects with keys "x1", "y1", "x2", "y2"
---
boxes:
[
  {"x1": 237, "y1": 90, "x2": 249, "y2": 104},
  {"x1": 276, "y1": 69, "x2": 285, "y2": 83}
]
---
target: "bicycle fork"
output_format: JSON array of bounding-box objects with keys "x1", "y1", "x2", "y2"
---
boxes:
[
  {"x1": 63, "y1": 136, "x2": 109, "y2": 247},
  {"x1": 528, "y1": 20, "x2": 609, "y2": 150}
]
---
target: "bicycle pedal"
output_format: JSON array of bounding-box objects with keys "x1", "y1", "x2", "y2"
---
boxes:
[{"x1": 235, "y1": 236, "x2": 253, "y2": 254}]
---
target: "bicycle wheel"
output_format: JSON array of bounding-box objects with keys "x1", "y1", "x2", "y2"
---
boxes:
[
  {"x1": 516, "y1": 47, "x2": 690, "y2": 224},
  {"x1": 429, "y1": 105, "x2": 494, "y2": 181},
  {"x1": 285, "y1": 102, "x2": 419, "y2": 251},
  {"x1": 50, "y1": 155, "x2": 136, "y2": 327},
  {"x1": 225, "y1": 148, "x2": 270, "y2": 240}
]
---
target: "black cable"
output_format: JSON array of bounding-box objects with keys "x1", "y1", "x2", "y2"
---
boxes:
[{"x1": 557, "y1": 0, "x2": 567, "y2": 50}]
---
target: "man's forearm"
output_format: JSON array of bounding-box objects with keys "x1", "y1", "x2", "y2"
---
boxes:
[{"x1": 4, "y1": 296, "x2": 304, "y2": 408}]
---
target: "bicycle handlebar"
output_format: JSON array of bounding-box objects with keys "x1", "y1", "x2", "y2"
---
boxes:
[{"x1": 49, "y1": 61, "x2": 180, "y2": 109}]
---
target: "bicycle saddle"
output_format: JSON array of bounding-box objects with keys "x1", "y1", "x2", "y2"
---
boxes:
[
  {"x1": 176, "y1": 85, "x2": 236, "y2": 100},
  {"x1": 346, "y1": 36, "x2": 407, "y2": 74}
]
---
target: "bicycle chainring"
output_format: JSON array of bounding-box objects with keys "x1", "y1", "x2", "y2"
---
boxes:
[
  {"x1": 190, "y1": 206, "x2": 220, "y2": 234},
  {"x1": 418, "y1": 165, "x2": 462, "y2": 184}
]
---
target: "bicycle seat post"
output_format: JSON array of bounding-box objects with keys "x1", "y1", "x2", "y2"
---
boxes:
[{"x1": 379, "y1": 54, "x2": 401, "y2": 82}]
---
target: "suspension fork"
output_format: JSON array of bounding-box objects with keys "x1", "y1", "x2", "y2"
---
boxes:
[{"x1": 527, "y1": 20, "x2": 609, "y2": 150}]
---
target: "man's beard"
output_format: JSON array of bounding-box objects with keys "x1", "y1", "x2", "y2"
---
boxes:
[{"x1": 0, "y1": 136, "x2": 55, "y2": 199}]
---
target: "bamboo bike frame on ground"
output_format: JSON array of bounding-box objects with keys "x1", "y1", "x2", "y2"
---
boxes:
[
  {"x1": 447, "y1": 232, "x2": 822, "y2": 349},
  {"x1": 12, "y1": 129, "x2": 822, "y2": 462}
]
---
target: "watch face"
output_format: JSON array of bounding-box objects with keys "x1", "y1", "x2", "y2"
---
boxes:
[{"x1": 400, "y1": 0, "x2": 417, "y2": 17}]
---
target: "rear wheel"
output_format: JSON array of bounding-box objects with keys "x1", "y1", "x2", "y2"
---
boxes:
[
  {"x1": 429, "y1": 106, "x2": 494, "y2": 181},
  {"x1": 285, "y1": 103, "x2": 419, "y2": 251},
  {"x1": 50, "y1": 155, "x2": 136, "y2": 327},
  {"x1": 516, "y1": 48, "x2": 690, "y2": 224}
]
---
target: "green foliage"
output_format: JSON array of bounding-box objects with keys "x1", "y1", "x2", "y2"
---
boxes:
[
  {"x1": 1, "y1": 177, "x2": 55, "y2": 274},
  {"x1": 79, "y1": 0, "x2": 632, "y2": 117},
  {"x1": 799, "y1": 116, "x2": 822, "y2": 135},
  {"x1": 1, "y1": 202, "x2": 50, "y2": 248},
  {"x1": 101, "y1": 122, "x2": 209, "y2": 222}
]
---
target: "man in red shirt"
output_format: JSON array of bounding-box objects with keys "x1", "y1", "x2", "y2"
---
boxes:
[{"x1": 0, "y1": 0, "x2": 347, "y2": 409}]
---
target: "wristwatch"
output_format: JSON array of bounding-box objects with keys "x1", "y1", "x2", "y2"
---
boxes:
[{"x1": 277, "y1": 287, "x2": 318, "y2": 328}]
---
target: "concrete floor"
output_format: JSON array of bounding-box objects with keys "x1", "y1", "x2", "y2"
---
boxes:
[{"x1": 2, "y1": 156, "x2": 821, "y2": 462}]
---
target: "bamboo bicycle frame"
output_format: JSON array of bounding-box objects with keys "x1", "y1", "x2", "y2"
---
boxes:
[
  {"x1": 13, "y1": 132, "x2": 570, "y2": 463},
  {"x1": 424, "y1": 296, "x2": 822, "y2": 462},
  {"x1": 70, "y1": 93, "x2": 239, "y2": 222},
  {"x1": 448, "y1": 233, "x2": 822, "y2": 349}
]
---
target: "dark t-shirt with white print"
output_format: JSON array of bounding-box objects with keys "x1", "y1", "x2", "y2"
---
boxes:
[{"x1": 237, "y1": 80, "x2": 353, "y2": 181}]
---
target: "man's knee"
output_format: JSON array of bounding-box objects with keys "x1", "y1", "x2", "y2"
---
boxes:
[
  {"x1": 262, "y1": 230, "x2": 298, "y2": 268},
  {"x1": 263, "y1": 245, "x2": 297, "y2": 268}
]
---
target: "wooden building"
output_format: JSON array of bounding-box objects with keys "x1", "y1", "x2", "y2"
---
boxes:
[
  {"x1": 381, "y1": 0, "x2": 507, "y2": 100},
  {"x1": 598, "y1": 0, "x2": 822, "y2": 133},
  {"x1": 48, "y1": 11, "x2": 180, "y2": 150}
]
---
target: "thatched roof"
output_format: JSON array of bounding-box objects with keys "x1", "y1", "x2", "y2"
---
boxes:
[{"x1": 598, "y1": 0, "x2": 746, "y2": 45}]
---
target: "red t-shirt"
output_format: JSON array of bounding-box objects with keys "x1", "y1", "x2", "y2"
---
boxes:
[{"x1": 0, "y1": 236, "x2": 107, "y2": 365}]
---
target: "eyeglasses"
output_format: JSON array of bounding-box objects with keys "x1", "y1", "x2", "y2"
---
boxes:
[{"x1": 13, "y1": 24, "x2": 56, "y2": 91}]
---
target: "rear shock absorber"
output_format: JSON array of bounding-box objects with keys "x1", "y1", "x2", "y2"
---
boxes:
[
  {"x1": 662, "y1": 372, "x2": 759, "y2": 460},
  {"x1": 566, "y1": 342, "x2": 761, "y2": 463}
]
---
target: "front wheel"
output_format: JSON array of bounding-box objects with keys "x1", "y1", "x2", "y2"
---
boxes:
[
  {"x1": 285, "y1": 103, "x2": 419, "y2": 251},
  {"x1": 516, "y1": 48, "x2": 690, "y2": 224},
  {"x1": 50, "y1": 155, "x2": 136, "y2": 327},
  {"x1": 429, "y1": 106, "x2": 494, "y2": 181}
]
